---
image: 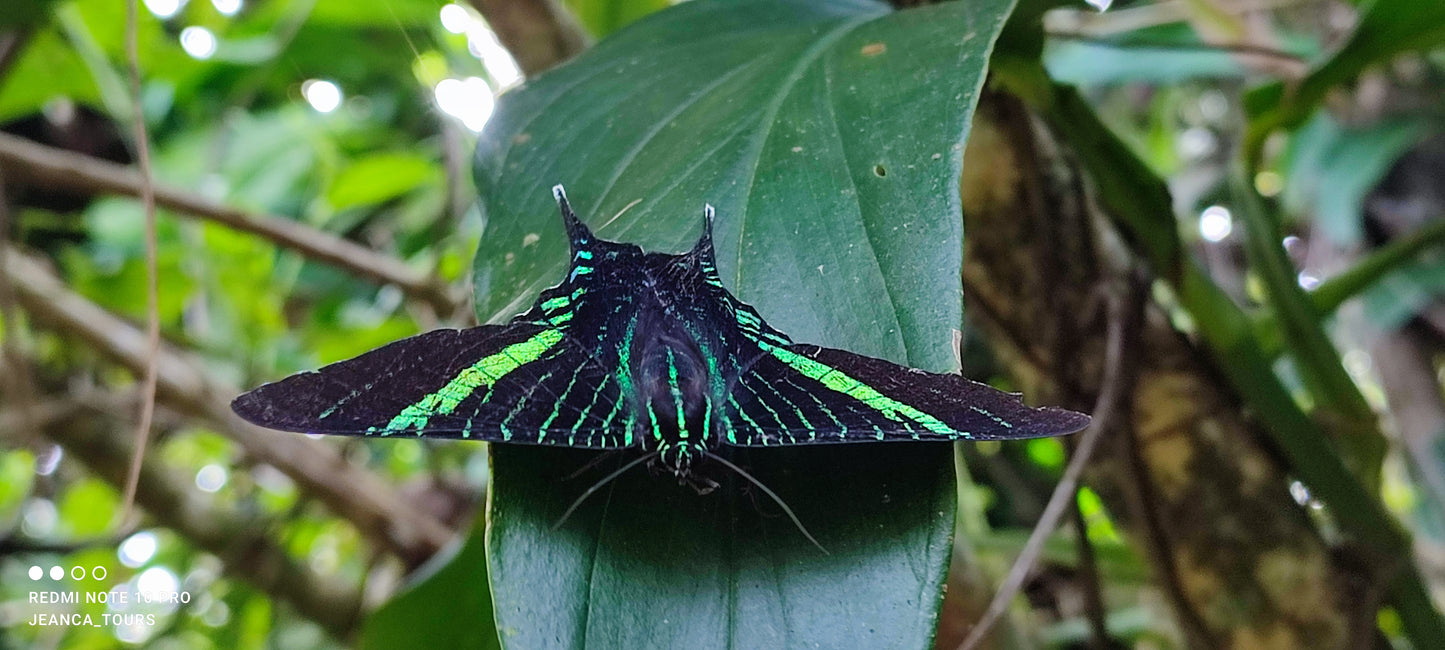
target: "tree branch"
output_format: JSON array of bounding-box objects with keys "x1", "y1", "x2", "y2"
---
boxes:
[
  {"x1": 4, "y1": 251, "x2": 456, "y2": 567},
  {"x1": 0, "y1": 132, "x2": 463, "y2": 318}
]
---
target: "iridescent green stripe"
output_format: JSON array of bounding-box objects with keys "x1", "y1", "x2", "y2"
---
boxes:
[
  {"x1": 616, "y1": 317, "x2": 636, "y2": 398},
  {"x1": 765, "y1": 344, "x2": 965, "y2": 439},
  {"x1": 667, "y1": 350, "x2": 687, "y2": 440},
  {"x1": 382, "y1": 329, "x2": 564, "y2": 433},
  {"x1": 539, "y1": 365, "x2": 584, "y2": 443}
]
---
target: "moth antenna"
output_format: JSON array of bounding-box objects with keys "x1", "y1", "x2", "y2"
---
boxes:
[
  {"x1": 552, "y1": 184, "x2": 593, "y2": 250},
  {"x1": 710, "y1": 454, "x2": 828, "y2": 555},
  {"x1": 691, "y1": 203, "x2": 718, "y2": 266},
  {"x1": 562, "y1": 450, "x2": 621, "y2": 481},
  {"x1": 553, "y1": 451, "x2": 657, "y2": 531}
]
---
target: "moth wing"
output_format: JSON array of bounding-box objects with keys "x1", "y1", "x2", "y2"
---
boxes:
[
  {"x1": 722, "y1": 344, "x2": 1089, "y2": 446},
  {"x1": 232, "y1": 323, "x2": 632, "y2": 448}
]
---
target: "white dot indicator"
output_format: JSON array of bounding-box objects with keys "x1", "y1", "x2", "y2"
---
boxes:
[
  {"x1": 49, "y1": 566, "x2": 64, "y2": 580},
  {"x1": 29, "y1": 566, "x2": 42, "y2": 580},
  {"x1": 212, "y1": 0, "x2": 242, "y2": 16}
]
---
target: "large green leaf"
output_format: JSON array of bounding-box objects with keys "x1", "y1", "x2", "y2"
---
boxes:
[{"x1": 472, "y1": 0, "x2": 1013, "y2": 646}]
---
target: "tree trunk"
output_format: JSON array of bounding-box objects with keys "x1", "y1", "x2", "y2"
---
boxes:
[{"x1": 959, "y1": 91, "x2": 1367, "y2": 648}]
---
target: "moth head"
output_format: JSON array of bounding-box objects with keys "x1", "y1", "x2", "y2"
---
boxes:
[{"x1": 551, "y1": 184, "x2": 596, "y2": 251}]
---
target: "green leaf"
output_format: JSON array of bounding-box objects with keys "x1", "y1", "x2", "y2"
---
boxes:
[
  {"x1": 1361, "y1": 257, "x2": 1445, "y2": 331},
  {"x1": 326, "y1": 152, "x2": 442, "y2": 212},
  {"x1": 0, "y1": 0, "x2": 56, "y2": 29},
  {"x1": 0, "y1": 30, "x2": 102, "y2": 122},
  {"x1": 1282, "y1": 113, "x2": 1429, "y2": 245},
  {"x1": 360, "y1": 518, "x2": 501, "y2": 650},
  {"x1": 1244, "y1": 0, "x2": 1445, "y2": 150},
  {"x1": 309, "y1": 0, "x2": 440, "y2": 27},
  {"x1": 1044, "y1": 25, "x2": 1248, "y2": 84},
  {"x1": 472, "y1": 0, "x2": 1012, "y2": 646},
  {"x1": 58, "y1": 478, "x2": 117, "y2": 537}
]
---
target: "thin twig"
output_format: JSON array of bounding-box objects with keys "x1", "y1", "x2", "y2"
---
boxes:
[
  {"x1": 0, "y1": 132, "x2": 463, "y2": 317},
  {"x1": 958, "y1": 281, "x2": 1142, "y2": 650},
  {"x1": 118, "y1": 0, "x2": 160, "y2": 527}
]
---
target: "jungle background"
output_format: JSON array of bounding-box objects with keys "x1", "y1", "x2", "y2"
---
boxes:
[{"x1": 1, "y1": 0, "x2": 1444, "y2": 647}]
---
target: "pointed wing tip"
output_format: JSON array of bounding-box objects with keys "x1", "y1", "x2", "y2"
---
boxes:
[
  {"x1": 230, "y1": 389, "x2": 274, "y2": 430},
  {"x1": 552, "y1": 184, "x2": 567, "y2": 202},
  {"x1": 1037, "y1": 407, "x2": 1092, "y2": 437}
]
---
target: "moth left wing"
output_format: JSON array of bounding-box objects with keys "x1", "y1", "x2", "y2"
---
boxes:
[
  {"x1": 722, "y1": 343, "x2": 1089, "y2": 446},
  {"x1": 232, "y1": 323, "x2": 633, "y2": 448}
]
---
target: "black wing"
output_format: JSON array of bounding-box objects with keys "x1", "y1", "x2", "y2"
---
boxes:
[
  {"x1": 232, "y1": 323, "x2": 633, "y2": 448},
  {"x1": 722, "y1": 343, "x2": 1089, "y2": 446}
]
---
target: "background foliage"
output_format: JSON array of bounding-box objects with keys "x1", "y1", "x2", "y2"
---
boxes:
[{"x1": 1, "y1": 0, "x2": 1444, "y2": 648}]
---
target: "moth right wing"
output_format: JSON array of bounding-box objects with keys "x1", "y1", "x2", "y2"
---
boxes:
[
  {"x1": 722, "y1": 343, "x2": 1090, "y2": 446},
  {"x1": 232, "y1": 323, "x2": 634, "y2": 448}
]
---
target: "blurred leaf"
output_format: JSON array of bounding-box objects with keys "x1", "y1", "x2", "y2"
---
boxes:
[
  {"x1": 326, "y1": 152, "x2": 442, "y2": 211},
  {"x1": 360, "y1": 519, "x2": 500, "y2": 650},
  {"x1": 1283, "y1": 113, "x2": 1430, "y2": 245},
  {"x1": 1361, "y1": 256, "x2": 1445, "y2": 331},
  {"x1": 59, "y1": 478, "x2": 118, "y2": 537},
  {"x1": 564, "y1": 0, "x2": 673, "y2": 37},
  {"x1": 1245, "y1": 0, "x2": 1445, "y2": 144},
  {"x1": 311, "y1": 315, "x2": 420, "y2": 364},
  {"x1": 0, "y1": 30, "x2": 102, "y2": 122},
  {"x1": 199, "y1": 109, "x2": 330, "y2": 215},
  {"x1": 1045, "y1": 25, "x2": 1247, "y2": 84},
  {"x1": 309, "y1": 0, "x2": 441, "y2": 26},
  {"x1": 1025, "y1": 437, "x2": 1065, "y2": 471},
  {"x1": 474, "y1": 0, "x2": 1012, "y2": 646},
  {"x1": 0, "y1": 450, "x2": 36, "y2": 516},
  {"x1": 0, "y1": 0, "x2": 57, "y2": 29}
]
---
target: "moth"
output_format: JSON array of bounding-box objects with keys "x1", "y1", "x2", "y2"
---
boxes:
[{"x1": 234, "y1": 187, "x2": 1089, "y2": 497}]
